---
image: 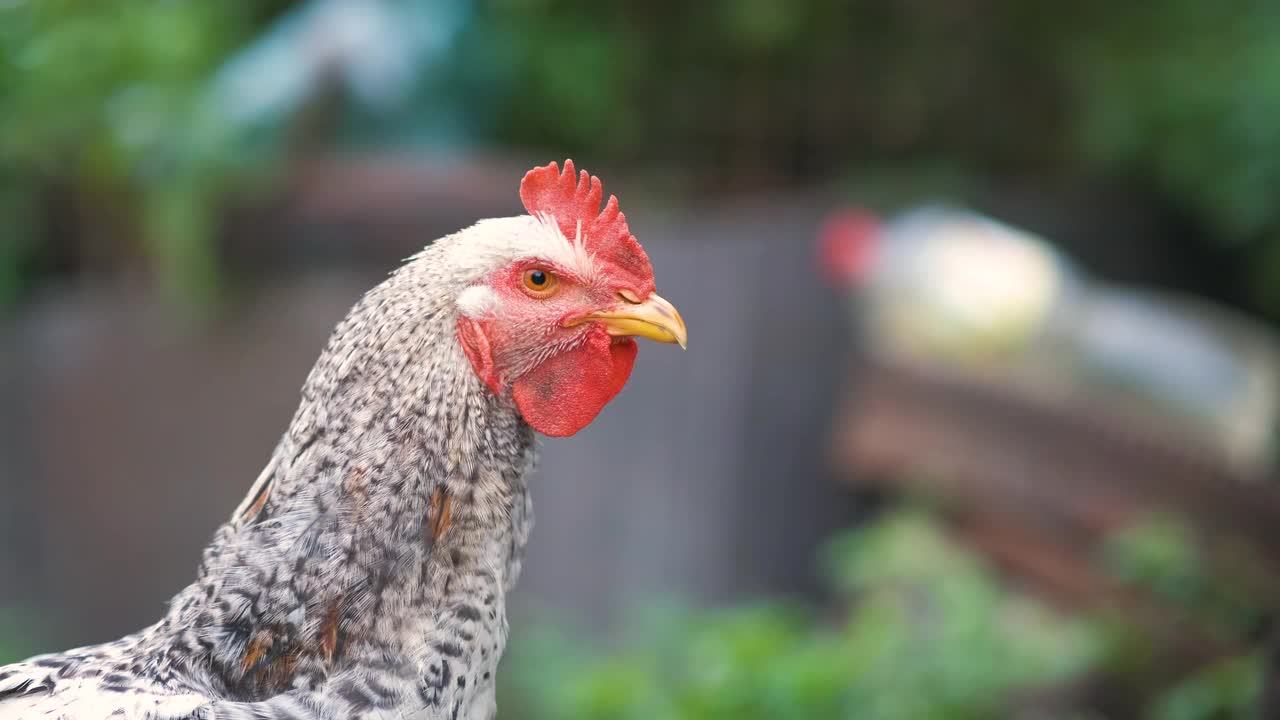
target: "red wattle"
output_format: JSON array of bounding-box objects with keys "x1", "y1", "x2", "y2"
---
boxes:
[{"x1": 513, "y1": 330, "x2": 637, "y2": 437}]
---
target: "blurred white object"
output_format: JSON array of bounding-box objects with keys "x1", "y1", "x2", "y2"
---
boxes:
[
  {"x1": 818, "y1": 205, "x2": 1280, "y2": 475},
  {"x1": 207, "y1": 0, "x2": 467, "y2": 127},
  {"x1": 819, "y1": 207, "x2": 1075, "y2": 360}
]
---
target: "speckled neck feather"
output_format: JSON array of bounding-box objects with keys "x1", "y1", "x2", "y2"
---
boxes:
[
  {"x1": 0, "y1": 233, "x2": 542, "y2": 720},
  {"x1": 0, "y1": 157, "x2": 667, "y2": 720},
  {"x1": 162, "y1": 241, "x2": 539, "y2": 709}
]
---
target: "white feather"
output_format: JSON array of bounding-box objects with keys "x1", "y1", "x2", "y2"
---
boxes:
[
  {"x1": 436, "y1": 215, "x2": 599, "y2": 288},
  {"x1": 0, "y1": 659, "x2": 208, "y2": 719},
  {"x1": 456, "y1": 286, "x2": 501, "y2": 318}
]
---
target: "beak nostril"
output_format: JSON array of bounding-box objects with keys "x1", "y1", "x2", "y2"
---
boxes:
[
  {"x1": 617, "y1": 289, "x2": 642, "y2": 304},
  {"x1": 576, "y1": 291, "x2": 687, "y2": 348}
]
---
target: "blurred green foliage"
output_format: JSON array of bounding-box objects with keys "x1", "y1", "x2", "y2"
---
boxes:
[
  {"x1": 0, "y1": 607, "x2": 45, "y2": 666},
  {"x1": 499, "y1": 509, "x2": 1267, "y2": 719},
  {"x1": 500, "y1": 509, "x2": 1100, "y2": 720},
  {"x1": 4, "y1": 0, "x2": 1280, "y2": 314},
  {"x1": 1061, "y1": 1, "x2": 1280, "y2": 312},
  {"x1": 464, "y1": 0, "x2": 1280, "y2": 315},
  {"x1": 1153, "y1": 653, "x2": 1264, "y2": 720},
  {"x1": 0, "y1": 0, "x2": 289, "y2": 305},
  {"x1": 1102, "y1": 513, "x2": 1269, "y2": 641}
]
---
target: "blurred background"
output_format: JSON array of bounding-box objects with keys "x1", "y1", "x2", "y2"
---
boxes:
[{"x1": 3, "y1": 0, "x2": 1280, "y2": 717}]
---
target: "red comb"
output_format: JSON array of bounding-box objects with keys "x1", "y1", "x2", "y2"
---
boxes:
[{"x1": 520, "y1": 160, "x2": 654, "y2": 294}]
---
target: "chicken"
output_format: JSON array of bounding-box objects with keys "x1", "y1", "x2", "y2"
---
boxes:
[
  {"x1": 817, "y1": 206, "x2": 1075, "y2": 362},
  {"x1": 818, "y1": 205, "x2": 1279, "y2": 476},
  {"x1": 0, "y1": 160, "x2": 687, "y2": 720}
]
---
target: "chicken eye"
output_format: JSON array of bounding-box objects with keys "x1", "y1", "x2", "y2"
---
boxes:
[{"x1": 521, "y1": 268, "x2": 559, "y2": 297}]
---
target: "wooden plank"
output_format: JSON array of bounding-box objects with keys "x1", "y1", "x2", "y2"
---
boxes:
[{"x1": 830, "y1": 359, "x2": 1280, "y2": 568}]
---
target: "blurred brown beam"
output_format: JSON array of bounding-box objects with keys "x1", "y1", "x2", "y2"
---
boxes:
[{"x1": 830, "y1": 358, "x2": 1280, "y2": 569}]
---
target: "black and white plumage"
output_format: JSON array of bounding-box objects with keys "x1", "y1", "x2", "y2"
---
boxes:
[{"x1": 0, "y1": 161, "x2": 687, "y2": 720}]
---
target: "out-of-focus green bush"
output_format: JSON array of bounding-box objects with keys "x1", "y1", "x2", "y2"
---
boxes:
[
  {"x1": 0, "y1": 608, "x2": 44, "y2": 665},
  {"x1": 1102, "y1": 513, "x2": 1270, "y2": 641},
  {"x1": 1153, "y1": 653, "x2": 1264, "y2": 720},
  {"x1": 500, "y1": 509, "x2": 1268, "y2": 719},
  {"x1": 1061, "y1": 1, "x2": 1280, "y2": 313},
  {"x1": 0, "y1": 0, "x2": 288, "y2": 305},
  {"x1": 500, "y1": 509, "x2": 1100, "y2": 720},
  {"x1": 462, "y1": 0, "x2": 1280, "y2": 317},
  {"x1": 6, "y1": 0, "x2": 1280, "y2": 314}
]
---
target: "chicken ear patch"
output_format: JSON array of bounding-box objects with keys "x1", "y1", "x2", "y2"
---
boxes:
[
  {"x1": 458, "y1": 316, "x2": 502, "y2": 395},
  {"x1": 513, "y1": 330, "x2": 637, "y2": 437}
]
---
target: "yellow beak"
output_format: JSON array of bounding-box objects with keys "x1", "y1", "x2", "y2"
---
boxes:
[{"x1": 574, "y1": 292, "x2": 688, "y2": 349}]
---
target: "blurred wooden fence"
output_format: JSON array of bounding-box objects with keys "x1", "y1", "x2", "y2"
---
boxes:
[{"x1": 829, "y1": 356, "x2": 1280, "y2": 713}]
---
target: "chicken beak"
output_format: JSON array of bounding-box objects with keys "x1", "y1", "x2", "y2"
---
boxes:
[{"x1": 578, "y1": 292, "x2": 688, "y2": 349}]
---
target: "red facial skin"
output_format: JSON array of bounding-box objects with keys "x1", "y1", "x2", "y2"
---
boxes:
[
  {"x1": 457, "y1": 260, "x2": 644, "y2": 437},
  {"x1": 817, "y1": 209, "x2": 881, "y2": 289}
]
